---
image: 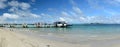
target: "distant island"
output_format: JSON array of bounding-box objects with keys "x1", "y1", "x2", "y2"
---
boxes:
[{"x1": 90, "y1": 23, "x2": 103, "y2": 24}]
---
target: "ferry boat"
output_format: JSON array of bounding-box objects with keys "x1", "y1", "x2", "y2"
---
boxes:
[{"x1": 54, "y1": 21, "x2": 71, "y2": 27}]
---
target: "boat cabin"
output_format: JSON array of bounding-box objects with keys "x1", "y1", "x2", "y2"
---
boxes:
[{"x1": 54, "y1": 21, "x2": 67, "y2": 27}]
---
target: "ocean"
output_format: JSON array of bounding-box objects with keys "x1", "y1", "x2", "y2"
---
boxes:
[{"x1": 13, "y1": 24, "x2": 120, "y2": 44}]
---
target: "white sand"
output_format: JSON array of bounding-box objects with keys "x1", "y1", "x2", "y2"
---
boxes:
[
  {"x1": 1, "y1": 28, "x2": 120, "y2": 47},
  {"x1": 0, "y1": 28, "x2": 89, "y2": 47}
]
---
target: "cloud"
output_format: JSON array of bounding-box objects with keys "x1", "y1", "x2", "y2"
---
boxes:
[
  {"x1": 2, "y1": 13, "x2": 19, "y2": 19},
  {"x1": 59, "y1": 17, "x2": 66, "y2": 21},
  {"x1": 59, "y1": 17, "x2": 74, "y2": 23},
  {"x1": 31, "y1": 0, "x2": 36, "y2": 2},
  {"x1": 8, "y1": 1, "x2": 31, "y2": 10},
  {"x1": 56, "y1": 0, "x2": 86, "y2": 23},
  {"x1": 69, "y1": 0, "x2": 85, "y2": 17},
  {"x1": 70, "y1": 0, "x2": 76, "y2": 6},
  {"x1": 0, "y1": 14, "x2": 6, "y2": 23},
  {"x1": 72, "y1": 7, "x2": 82, "y2": 13},
  {"x1": 61, "y1": 11, "x2": 70, "y2": 16},
  {"x1": 0, "y1": 0, "x2": 119, "y2": 24},
  {"x1": 0, "y1": 0, "x2": 40, "y2": 23},
  {"x1": 87, "y1": 1, "x2": 120, "y2": 14},
  {"x1": 43, "y1": 0, "x2": 120, "y2": 24},
  {"x1": 59, "y1": 9, "x2": 83, "y2": 23},
  {"x1": 20, "y1": 2, "x2": 31, "y2": 10},
  {"x1": 85, "y1": 15, "x2": 120, "y2": 23},
  {"x1": 8, "y1": 1, "x2": 19, "y2": 7},
  {"x1": 41, "y1": 13, "x2": 53, "y2": 18},
  {"x1": 0, "y1": 0, "x2": 7, "y2": 2},
  {"x1": 87, "y1": 0, "x2": 120, "y2": 9},
  {"x1": 113, "y1": 0, "x2": 120, "y2": 2},
  {"x1": 7, "y1": 1, "x2": 39, "y2": 18},
  {"x1": 0, "y1": 0, "x2": 7, "y2": 9},
  {"x1": 0, "y1": 2, "x2": 6, "y2": 9},
  {"x1": 57, "y1": 0, "x2": 120, "y2": 24},
  {"x1": 87, "y1": 0, "x2": 99, "y2": 8},
  {"x1": 106, "y1": 0, "x2": 120, "y2": 6},
  {"x1": 0, "y1": 13, "x2": 19, "y2": 23},
  {"x1": 72, "y1": 7, "x2": 84, "y2": 16},
  {"x1": 9, "y1": 9, "x2": 40, "y2": 18}
]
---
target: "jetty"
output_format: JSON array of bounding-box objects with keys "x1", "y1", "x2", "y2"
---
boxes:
[{"x1": 0, "y1": 21, "x2": 71, "y2": 28}]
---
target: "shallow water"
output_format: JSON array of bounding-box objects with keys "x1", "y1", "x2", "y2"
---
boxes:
[{"x1": 13, "y1": 24, "x2": 120, "y2": 44}]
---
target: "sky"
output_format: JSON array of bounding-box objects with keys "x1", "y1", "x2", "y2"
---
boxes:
[{"x1": 0, "y1": 0, "x2": 120, "y2": 24}]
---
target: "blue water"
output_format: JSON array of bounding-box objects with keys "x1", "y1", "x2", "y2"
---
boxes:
[
  {"x1": 27, "y1": 24, "x2": 120, "y2": 35},
  {"x1": 15, "y1": 24, "x2": 120, "y2": 43}
]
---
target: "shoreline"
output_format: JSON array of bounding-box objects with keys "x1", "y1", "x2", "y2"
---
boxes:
[
  {"x1": 1, "y1": 28, "x2": 120, "y2": 47},
  {"x1": 0, "y1": 28, "x2": 84, "y2": 47}
]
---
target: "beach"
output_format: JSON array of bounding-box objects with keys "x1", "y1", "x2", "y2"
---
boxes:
[
  {"x1": 1, "y1": 26, "x2": 120, "y2": 47},
  {"x1": 0, "y1": 0, "x2": 119, "y2": 47},
  {"x1": 0, "y1": 28, "x2": 85, "y2": 47}
]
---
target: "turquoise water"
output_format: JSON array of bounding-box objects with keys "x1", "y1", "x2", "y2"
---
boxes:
[
  {"x1": 15, "y1": 24, "x2": 120, "y2": 43},
  {"x1": 27, "y1": 24, "x2": 120, "y2": 35}
]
